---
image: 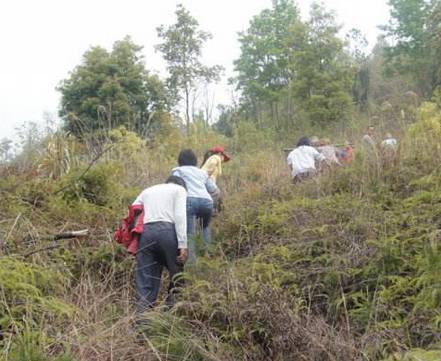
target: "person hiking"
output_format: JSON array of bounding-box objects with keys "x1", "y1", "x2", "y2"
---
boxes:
[
  {"x1": 338, "y1": 141, "x2": 354, "y2": 164},
  {"x1": 201, "y1": 145, "x2": 231, "y2": 183},
  {"x1": 362, "y1": 126, "x2": 380, "y2": 166},
  {"x1": 132, "y1": 175, "x2": 188, "y2": 313},
  {"x1": 381, "y1": 133, "x2": 398, "y2": 149},
  {"x1": 172, "y1": 149, "x2": 219, "y2": 263},
  {"x1": 317, "y1": 138, "x2": 341, "y2": 166},
  {"x1": 287, "y1": 136, "x2": 326, "y2": 183},
  {"x1": 362, "y1": 125, "x2": 377, "y2": 149},
  {"x1": 201, "y1": 145, "x2": 231, "y2": 216},
  {"x1": 381, "y1": 132, "x2": 398, "y2": 163}
]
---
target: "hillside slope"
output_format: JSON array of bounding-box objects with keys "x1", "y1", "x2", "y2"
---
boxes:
[{"x1": 1, "y1": 105, "x2": 441, "y2": 360}]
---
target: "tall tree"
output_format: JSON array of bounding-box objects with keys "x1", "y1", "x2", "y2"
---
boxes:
[
  {"x1": 234, "y1": 0, "x2": 301, "y2": 122},
  {"x1": 156, "y1": 4, "x2": 223, "y2": 133},
  {"x1": 0, "y1": 138, "x2": 13, "y2": 163},
  {"x1": 290, "y1": 2, "x2": 353, "y2": 124},
  {"x1": 367, "y1": 37, "x2": 411, "y2": 108},
  {"x1": 346, "y1": 29, "x2": 370, "y2": 111},
  {"x1": 428, "y1": 0, "x2": 441, "y2": 91},
  {"x1": 58, "y1": 36, "x2": 168, "y2": 137},
  {"x1": 381, "y1": 0, "x2": 438, "y2": 97}
]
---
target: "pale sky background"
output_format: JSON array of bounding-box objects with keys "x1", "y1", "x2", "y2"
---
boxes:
[{"x1": 0, "y1": 0, "x2": 390, "y2": 141}]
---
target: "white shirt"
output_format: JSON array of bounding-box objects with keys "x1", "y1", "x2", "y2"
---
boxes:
[
  {"x1": 287, "y1": 146, "x2": 325, "y2": 178},
  {"x1": 382, "y1": 138, "x2": 397, "y2": 147},
  {"x1": 132, "y1": 183, "x2": 187, "y2": 249}
]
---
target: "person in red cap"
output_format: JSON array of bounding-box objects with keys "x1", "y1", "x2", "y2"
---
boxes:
[
  {"x1": 202, "y1": 145, "x2": 230, "y2": 183},
  {"x1": 201, "y1": 145, "x2": 231, "y2": 216}
]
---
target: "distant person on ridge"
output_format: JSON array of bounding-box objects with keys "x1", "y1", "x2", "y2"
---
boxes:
[
  {"x1": 381, "y1": 132, "x2": 398, "y2": 162},
  {"x1": 172, "y1": 149, "x2": 218, "y2": 263},
  {"x1": 362, "y1": 125, "x2": 377, "y2": 150},
  {"x1": 381, "y1": 133, "x2": 398, "y2": 149},
  {"x1": 132, "y1": 175, "x2": 188, "y2": 313},
  {"x1": 287, "y1": 136, "x2": 325, "y2": 183},
  {"x1": 201, "y1": 145, "x2": 231, "y2": 216}
]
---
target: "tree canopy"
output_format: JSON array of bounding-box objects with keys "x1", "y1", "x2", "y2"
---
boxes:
[
  {"x1": 58, "y1": 36, "x2": 168, "y2": 137},
  {"x1": 234, "y1": 0, "x2": 353, "y2": 128},
  {"x1": 156, "y1": 4, "x2": 223, "y2": 133},
  {"x1": 381, "y1": 0, "x2": 440, "y2": 97}
]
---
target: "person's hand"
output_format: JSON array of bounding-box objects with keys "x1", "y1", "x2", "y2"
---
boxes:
[{"x1": 177, "y1": 248, "x2": 188, "y2": 264}]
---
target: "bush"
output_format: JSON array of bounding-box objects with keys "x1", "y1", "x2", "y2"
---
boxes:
[{"x1": 0, "y1": 257, "x2": 73, "y2": 331}]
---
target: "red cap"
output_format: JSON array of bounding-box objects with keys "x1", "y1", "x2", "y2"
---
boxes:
[{"x1": 210, "y1": 145, "x2": 231, "y2": 162}]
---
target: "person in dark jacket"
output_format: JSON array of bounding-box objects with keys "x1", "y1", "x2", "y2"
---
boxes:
[{"x1": 132, "y1": 175, "x2": 188, "y2": 312}]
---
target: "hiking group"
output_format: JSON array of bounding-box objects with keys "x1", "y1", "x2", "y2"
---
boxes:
[
  {"x1": 287, "y1": 126, "x2": 398, "y2": 183},
  {"x1": 117, "y1": 126, "x2": 398, "y2": 317},
  {"x1": 117, "y1": 145, "x2": 231, "y2": 316}
]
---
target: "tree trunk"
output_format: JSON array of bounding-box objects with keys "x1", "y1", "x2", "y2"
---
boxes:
[{"x1": 185, "y1": 86, "x2": 191, "y2": 135}]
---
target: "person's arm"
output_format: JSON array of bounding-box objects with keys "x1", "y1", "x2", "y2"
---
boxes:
[
  {"x1": 287, "y1": 152, "x2": 292, "y2": 166},
  {"x1": 174, "y1": 187, "x2": 188, "y2": 263},
  {"x1": 312, "y1": 148, "x2": 327, "y2": 170},
  {"x1": 287, "y1": 152, "x2": 294, "y2": 172},
  {"x1": 313, "y1": 148, "x2": 326, "y2": 162},
  {"x1": 172, "y1": 168, "x2": 181, "y2": 177}
]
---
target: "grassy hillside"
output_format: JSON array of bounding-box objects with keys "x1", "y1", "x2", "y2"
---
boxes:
[{"x1": 1, "y1": 104, "x2": 441, "y2": 360}]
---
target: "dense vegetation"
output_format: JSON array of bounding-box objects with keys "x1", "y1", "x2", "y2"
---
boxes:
[{"x1": 1, "y1": 0, "x2": 441, "y2": 360}]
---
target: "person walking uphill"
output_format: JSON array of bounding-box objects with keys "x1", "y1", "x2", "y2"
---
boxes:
[
  {"x1": 172, "y1": 149, "x2": 219, "y2": 263},
  {"x1": 201, "y1": 145, "x2": 231, "y2": 215},
  {"x1": 132, "y1": 176, "x2": 188, "y2": 313},
  {"x1": 201, "y1": 145, "x2": 231, "y2": 184},
  {"x1": 287, "y1": 136, "x2": 326, "y2": 183}
]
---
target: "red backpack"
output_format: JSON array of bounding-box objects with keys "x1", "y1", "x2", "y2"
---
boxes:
[{"x1": 114, "y1": 204, "x2": 144, "y2": 254}]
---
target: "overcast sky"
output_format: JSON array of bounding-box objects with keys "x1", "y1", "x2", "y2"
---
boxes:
[{"x1": 0, "y1": 0, "x2": 390, "y2": 140}]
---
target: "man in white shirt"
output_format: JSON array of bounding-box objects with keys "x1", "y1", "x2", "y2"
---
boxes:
[
  {"x1": 132, "y1": 175, "x2": 188, "y2": 311},
  {"x1": 287, "y1": 136, "x2": 326, "y2": 182},
  {"x1": 381, "y1": 133, "x2": 398, "y2": 148}
]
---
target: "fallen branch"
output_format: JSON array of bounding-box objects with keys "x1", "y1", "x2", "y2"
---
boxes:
[
  {"x1": 22, "y1": 229, "x2": 89, "y2": 258},
  {"x1": 53, "y1": 229, "x2": 89, "y2": 240}
]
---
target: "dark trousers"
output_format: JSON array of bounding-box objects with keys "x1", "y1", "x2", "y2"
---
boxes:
[
  {"x1": 293, "y1": 170, "x2": 315, "y2": 183},
  {"x1": 135, "y1": 222, "x2": 183, "y2": 313}
]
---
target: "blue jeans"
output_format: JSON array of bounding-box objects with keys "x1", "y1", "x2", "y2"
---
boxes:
[{"x1": 187, "y1": 197, "x2": 213, "y2": 263}]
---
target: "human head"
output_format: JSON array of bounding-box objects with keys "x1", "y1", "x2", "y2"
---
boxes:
[
  {"x1": 310, "y1": 136, "x2": 319, "y2": 147},
  {"x1": 178, "y1": 149, "x2": 197, "y2": 166},
  {"x1": 202, "y1": 150, "x2": 216, "y2": 166},
  {"x1": 367, "y1": 125, "x2": 375, "y2": 136},
  {"x1": 210, "y1": 145, "x2": 231, "y2": 162},
  {"x1": 385, "y1": 132, "x2": 392, "y2": 139},
  {"x1": 319, "y1": 138, "x2": 331, "y2": 146},
  {"x1": 296, "y1": 136, "x2": 311, "y2": 147},
  {"x1": 166, "y1": 175, "x2": 187, "y2": 190}
]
